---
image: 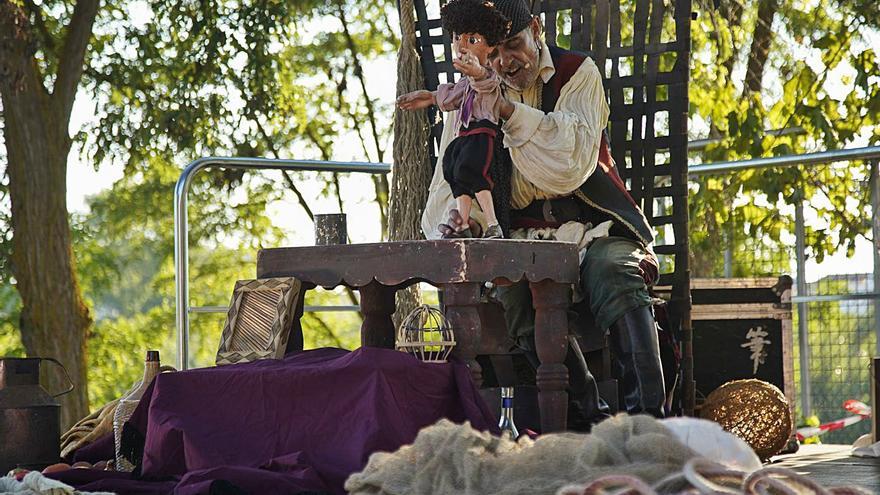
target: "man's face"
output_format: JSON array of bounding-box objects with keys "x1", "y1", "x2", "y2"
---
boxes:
[{"x1": 488, "y1": 18, "x2": 541, "y2": 91}]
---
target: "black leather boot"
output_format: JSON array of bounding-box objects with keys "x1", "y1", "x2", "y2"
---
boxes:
[
  {"x1": 517, "y1": 335, "x2": 610, "y2": 430},
  {"x1": 565, "y1": 337, "x2": 611, "y2": 431},
  {"x1": 609, "y1": 305, "x2": 666, "y2": 417}
]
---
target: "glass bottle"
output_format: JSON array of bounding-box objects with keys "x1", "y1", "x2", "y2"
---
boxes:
[
  {"x1": 498, "y1": 387, "x2": 519, "y2": 441},
  {"x1": 113, "y1": 350, "x2": 160, "y2": 472}
]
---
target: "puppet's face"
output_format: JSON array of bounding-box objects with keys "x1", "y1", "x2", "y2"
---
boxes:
[{"x1": 453, "y1": 32, "x2": 493, "y2": 66}]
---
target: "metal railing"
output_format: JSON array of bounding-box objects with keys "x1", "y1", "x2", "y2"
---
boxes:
[
  {"x1": 174, "y1": 157, "x2": 390, "y2": 370},
  {"x1": 174, "y1": 146, "x2": 880, "y2": 372}
]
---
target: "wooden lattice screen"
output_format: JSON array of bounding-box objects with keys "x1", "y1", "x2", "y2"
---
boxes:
[{"x1": 412, "y1": 0, "x2": 694, "y2": 414}]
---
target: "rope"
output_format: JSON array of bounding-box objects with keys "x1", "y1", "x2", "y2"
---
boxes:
[
  {"x1": 388, "y1": 0, "x2": 433, "y2": 326},
  {"x1": 562, "y1": 458, "x2": 873, "y2": 495}
]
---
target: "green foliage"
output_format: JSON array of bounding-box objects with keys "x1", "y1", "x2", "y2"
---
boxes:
[
  {"x1": 68, "y1": 157, "x2": 366, "y2": 406},
  {"x1": 688, "y1": 0, "x2": 879, "y2": 276},
  {"x1": 1, "y1": 0, "x2": 395, "y2": 410},
  {"x1": 800, "y1": 415, "x2": 821, "y2": 444}
]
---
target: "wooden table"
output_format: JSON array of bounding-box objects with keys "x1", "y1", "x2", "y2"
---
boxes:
[{"x1": 257, "y1": 239, "x2": 580, "y2": 432}]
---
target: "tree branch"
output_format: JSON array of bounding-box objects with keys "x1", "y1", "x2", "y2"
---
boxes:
[
  {"x1": 331, "y1": 173, "x2": 345, "y2": 214},
  {"x1": 306, "y1": 313, "x2": 345, "y2": 348},
  {"x1": 742, "y1": 0, "x2": 777, "y2": 96},
  {"x1": 251, "y1": 114, "x2": 315, "y2": 221},
  {"x1": 0, "y1": 2, "x2": 50, "y2": 111},
  {"x1": 22, "y1": 0, "x2": 55, "y2": 57},
  {"x1": 336, "y1": 1, "x2": 384, "y2": 162},
  {"x1": 335, "y1": 3, "x2": 390, "y2": 237},
  {"x1": 53, "y1": 0, "x2": 99, "y2": 126}
]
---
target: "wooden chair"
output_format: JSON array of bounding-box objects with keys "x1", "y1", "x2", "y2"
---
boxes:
[{"x1": 412, "y1": 0, "x2": 694, "y2": 419}]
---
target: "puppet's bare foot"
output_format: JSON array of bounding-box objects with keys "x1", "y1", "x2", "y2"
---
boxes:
[{"x1": 442, "y1": 227, "x2": 473, "y2": 239}]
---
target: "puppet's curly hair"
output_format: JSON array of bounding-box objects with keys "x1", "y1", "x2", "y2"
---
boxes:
[{"x1": 441, "y1": 0, "x2": 512, "y2": 46}]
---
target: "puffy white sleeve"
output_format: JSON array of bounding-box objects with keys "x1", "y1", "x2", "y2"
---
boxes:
[{"x1": 501, "y1": 57, "x2": 610, "y2": 195}]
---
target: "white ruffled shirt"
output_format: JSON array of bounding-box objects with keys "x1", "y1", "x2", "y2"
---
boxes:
[{"x1": 420, "y1": 40, "x2": 611, "y2": 239}]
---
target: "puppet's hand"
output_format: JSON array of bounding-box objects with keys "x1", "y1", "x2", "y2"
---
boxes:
[
  {"x1": 454, "y1": 56, "x2": 489, "y2": 81},
  {"x1": 397, "y1": 90, "x2": 436, "y2": 110}
]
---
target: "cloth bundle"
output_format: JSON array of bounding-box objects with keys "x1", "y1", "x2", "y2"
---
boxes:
[
  {"x1": 59, "y1": 400, "x2": 118, "y2": 460},
  {"x1": 345, "y1": 414, "x2": 696, "y2": 495},
  {"x1": 0, "y1": 471, "x2": 113, "y2": 495}
]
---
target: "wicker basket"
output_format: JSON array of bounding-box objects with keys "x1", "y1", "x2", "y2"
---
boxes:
[{"x1": 700, "y1": 379, "x2": 793, "y2": 460}]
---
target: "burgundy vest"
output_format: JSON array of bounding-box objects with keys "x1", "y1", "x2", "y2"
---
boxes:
[{"x1": 513, "y1": 45, "x2": 655, "y2": 246}]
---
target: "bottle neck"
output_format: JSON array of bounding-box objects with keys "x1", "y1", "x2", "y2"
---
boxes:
[
  {"x1": 143, "y1": 360, "x2": 160, "y2": 385},
  {"x1": 125, "y1": 359, "x2": 161, "y2": 402}
]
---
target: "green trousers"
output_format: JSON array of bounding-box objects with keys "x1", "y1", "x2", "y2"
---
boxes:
[{"x1": 496, "y1": 236, "x2": 654, "y2": 345}]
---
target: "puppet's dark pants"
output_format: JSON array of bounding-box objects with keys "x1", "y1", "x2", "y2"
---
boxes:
[
  {"x1": 442, "y1": 120, "x2": 499, "y2": 198},
  {"x1": 495, "y1": 236, "x2": 666, "y2": 425}
]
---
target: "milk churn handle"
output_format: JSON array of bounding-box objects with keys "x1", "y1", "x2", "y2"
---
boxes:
[{"x1": 42, "y1": 357, "x2": 76, "y2": 397}]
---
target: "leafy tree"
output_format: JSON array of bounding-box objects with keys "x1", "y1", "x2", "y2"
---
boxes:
[
  {"x1": 0, "y1": 0, "x2": 394, "y2": 425},
  {"x1": 688, "y1": 0, "x2": 879, "y2": 276},
  {"x1": 1, "y1": 0, "x2": 100, "y2": 425}
]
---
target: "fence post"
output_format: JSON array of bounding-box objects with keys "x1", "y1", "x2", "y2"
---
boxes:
[
  {"x1": 795, "y1": 192, "x2": 812, "y2": 419},
  {"x1": 872, "y1": 161, "x2": 880, "y2": 360}
]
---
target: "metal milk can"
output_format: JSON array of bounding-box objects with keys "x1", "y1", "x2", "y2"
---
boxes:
[{"x1": 0, "y1": 357, "x2": 74, "y2": 473}]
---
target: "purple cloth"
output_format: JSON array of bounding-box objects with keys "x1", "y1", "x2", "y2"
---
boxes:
[
  {"x1": 50, "y1": 347, "x2": 497, "y2": 494},
  {"x1": 67, "y1": 432, "x2": 114, "y2": 464}
]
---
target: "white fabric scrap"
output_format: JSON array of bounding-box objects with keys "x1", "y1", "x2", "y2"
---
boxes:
[
  {"x1": 510, "y1": 220, "x2": 613, "y2": 302},
  {"x1": 852, "y1": 439, "x2": 880, "y2": 458},
  {"x1": 0, "y1": 471, "x2": 114, "y2": 495},
  {"x1": 510, "y1": 220, "x2": 613, "y2": 265}
]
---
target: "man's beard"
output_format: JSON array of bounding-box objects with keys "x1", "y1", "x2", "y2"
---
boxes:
[{"x1": 500, "y1": 61, "x2": 539, "y2": 92}]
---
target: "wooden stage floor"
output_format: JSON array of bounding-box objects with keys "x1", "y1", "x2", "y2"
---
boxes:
[{"x1": 769, "y1": 444, "x2": 880, "y2": 492}]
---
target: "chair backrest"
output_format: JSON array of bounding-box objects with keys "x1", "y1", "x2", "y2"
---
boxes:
[{"x1": 413, "y1": 0, "x2": 693, "y2": 411}]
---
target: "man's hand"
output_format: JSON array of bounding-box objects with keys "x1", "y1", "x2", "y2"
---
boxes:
[
  {"x1": 397, "y1": 90, "x2": 435, "y2": 110},
  {"x1": 453, "y1": 56, "x2": 489, "y2": 81},
  {"x1": 497, "y1": 95, "x2": 515, "y2": 120},
  {"x1": 438, "y1": 208, "x2": 482, "y2": 238}
]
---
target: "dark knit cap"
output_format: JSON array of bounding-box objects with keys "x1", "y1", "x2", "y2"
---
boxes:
[{"x1": 490, "y1": 0, "x2": 534, "y2": 38}]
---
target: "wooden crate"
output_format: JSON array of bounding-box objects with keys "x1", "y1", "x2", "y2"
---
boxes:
[
  {"x1": 688, "y1": 277, "x2": 795, "y2": 413},
  {"x1": 654, "y1": 276, "x2": 795, "y2": 415}
]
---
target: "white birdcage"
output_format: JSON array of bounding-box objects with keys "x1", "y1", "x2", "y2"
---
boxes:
[{"x1": 396, "y1": 305, "x2": 456, "y2": 363}]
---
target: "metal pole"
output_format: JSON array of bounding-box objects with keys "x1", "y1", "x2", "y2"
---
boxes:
[
  {"x1": 724, "y1": 199, "x2": 733, "y2": 278},
  {"x1": 871, "y1": 161, "x2": 880, "y2": 358},
  {"x1": 174, "y1": 157, "x2": 390, "y2": 370},
  {"x1": 172, "y1": 147, "x2": 880, "y2": 370},
  {"x1": 688, "y1": 126, "x2": 806, "y2": 152},
  {"x1": 795, "y1": 195, "x2": 812, "y2": 418},
  {"x1": 689, "y1": 145, "x2": 880, "y2": 176}
]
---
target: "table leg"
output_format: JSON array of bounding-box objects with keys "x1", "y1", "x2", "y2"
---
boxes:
[
  {"x1": 530, "y1": 279, "x2": 570, "y2": 433},
  {"x1": 359, "y1": 282, "x2": 396, "y2": 348},
  {"x1": 444, "y1": 282, "x2": 483, "y2": 387}
]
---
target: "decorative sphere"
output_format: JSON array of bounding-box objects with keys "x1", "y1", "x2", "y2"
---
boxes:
[
  {"x1": 396, "y1": 305, "x2": 456, "y2": 363},
  {"x1": 700, "y1": 379, "x2": 793, "y2": 460}
]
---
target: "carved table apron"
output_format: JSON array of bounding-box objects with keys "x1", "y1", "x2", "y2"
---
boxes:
[{"x1": 257, "y1": 239, "x2": 579, "y2": 433}]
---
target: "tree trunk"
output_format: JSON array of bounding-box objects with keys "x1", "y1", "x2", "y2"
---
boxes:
[
  {"x1": 2, "y1": 95, "x2": 92, "y2": 429},
  {"x1": 743, "y1": 0, "x2": 778, "y2": 95},
  {"x1": 718, "y1": 0, "x2": 742, "y2": 79},
  {"x1": 1, "y1": 0, "x2": 98, "y2": 428}
]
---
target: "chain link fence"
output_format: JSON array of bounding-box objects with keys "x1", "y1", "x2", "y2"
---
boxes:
[{"x1": 708, "y1": 166, "x2": 877, "y2": 445}]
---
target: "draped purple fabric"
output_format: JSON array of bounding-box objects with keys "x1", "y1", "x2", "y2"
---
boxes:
[{"x1": 50, "y1": 347, "x2": 497, "y2": 494}]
